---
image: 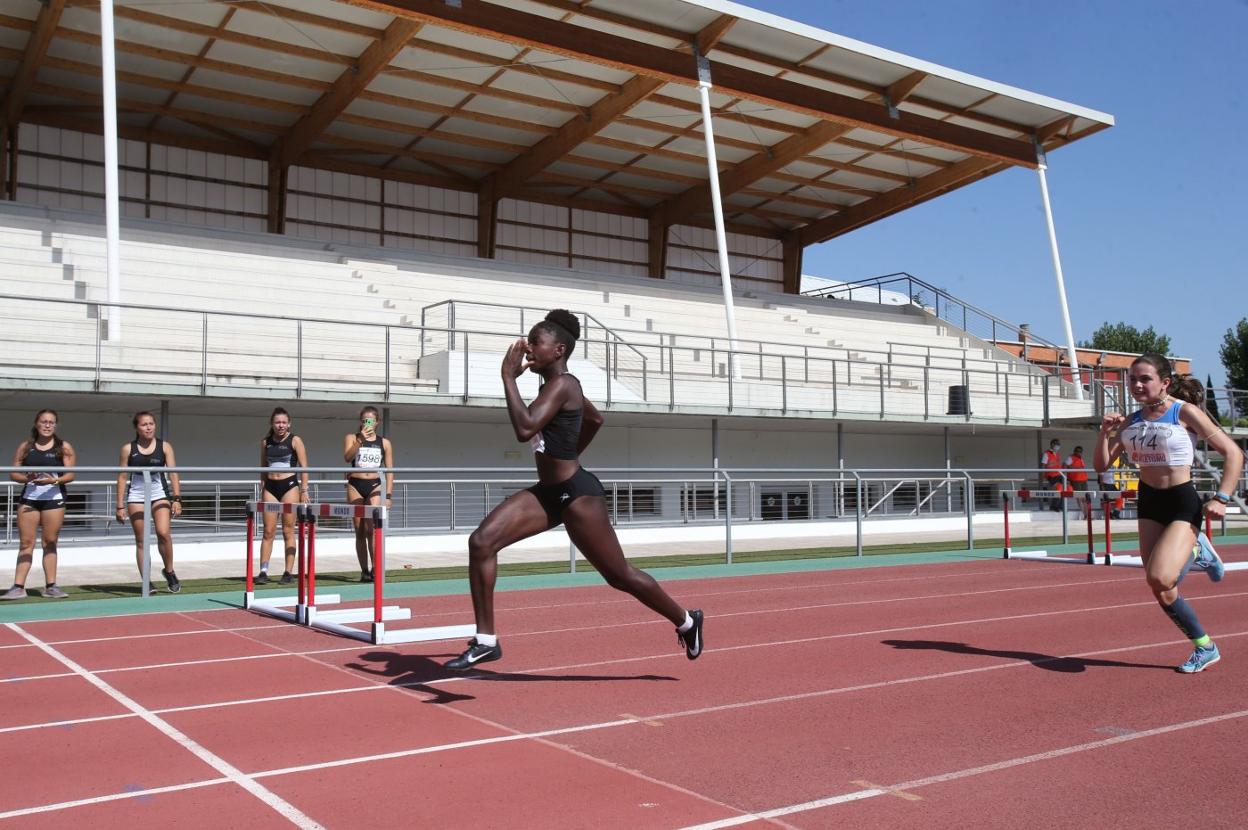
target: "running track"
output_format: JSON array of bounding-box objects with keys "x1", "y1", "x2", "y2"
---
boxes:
[{"x1": 2, "y1": 548, "x2": 1247, "y2": 828}]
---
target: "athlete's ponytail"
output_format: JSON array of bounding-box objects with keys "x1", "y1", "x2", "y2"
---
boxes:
[{"x1": 1170, "y1": 374, "x2": 1205, "y2": 407}]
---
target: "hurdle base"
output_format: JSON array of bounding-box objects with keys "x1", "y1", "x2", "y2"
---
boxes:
[
  {"x1": 312, "y1": 605, "x2": 412, "y2": 624},
  {"x1": 380, "y1": 623, "x2": 477, "y2": 646}
]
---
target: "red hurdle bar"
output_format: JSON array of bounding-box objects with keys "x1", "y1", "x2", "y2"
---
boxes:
[
  {"x1": 373, "y1": 506, "x2": 384, "y2": 630},
  {"x1": 298, "y1": 509, "x2": 309, "y2": 623},
  {"x1": 1085, "y1": 492, "x2": 1095, "y2": 564},
  {"x1": 244, "y1": 504, "x2": 255, "y2": 604},
  {"x1": 306, "y1": 507, "x2": 317, "y2": 617},
  {"x1": 1104, "y1": 496, "x2": 1113, "y2": 563},
  {"x1": 1002, "y1": 491, "x2": 1011, "y2": 558}
]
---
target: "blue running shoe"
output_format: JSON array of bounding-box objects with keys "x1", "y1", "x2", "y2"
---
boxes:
[
  {"x1": 1178, "y1": 643, "x2": 1221, "y2": 674},
  {"x1": 1194, "y1": 533, "x2": 1225, "y2": 583}
]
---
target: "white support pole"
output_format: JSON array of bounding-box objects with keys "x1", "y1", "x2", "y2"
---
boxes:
[
  {"x1": 1035, "y1": 156, "x2": 1082, "y2": 399},
  {"x1": 100, "y1": 0, "x2": 123, "y2": 342},
  {"x1": 694, "y1": 50, "x2": 741, "y2": 378}
]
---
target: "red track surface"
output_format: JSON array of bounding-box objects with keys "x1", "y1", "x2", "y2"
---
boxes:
[{"x1": 3, "y1": 549, "x2": 1248, "y2": 828}]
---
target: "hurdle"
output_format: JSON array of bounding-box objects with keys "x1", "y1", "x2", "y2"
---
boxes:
[
  {"x1": 1001, "y1": 488, "x2": 1128, "y2": 566},
  {"x1": 244, "y1": 501, "x2": 475, "y2": 645}
]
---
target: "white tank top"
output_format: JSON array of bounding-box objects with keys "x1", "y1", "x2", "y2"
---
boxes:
[{"x1": 1119, "y1": 401, "x2": 1196, "y2": 467}]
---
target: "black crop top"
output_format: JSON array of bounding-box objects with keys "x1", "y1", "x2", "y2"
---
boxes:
[{"x1": 530, "y1": 376, "x2": 583, "y2": 460}]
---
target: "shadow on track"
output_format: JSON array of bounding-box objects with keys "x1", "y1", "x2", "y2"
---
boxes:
[
  {"x1": 345, "y1": 650, "x2": 677, "y2": 704},
  {"x1": 881, "y1": 639, "x2": 1172, "y2": 672}
]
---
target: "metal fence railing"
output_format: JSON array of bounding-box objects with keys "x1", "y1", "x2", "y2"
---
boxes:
[
  {"x1": 7, "y1": 464, "x2": 1245, "y2": 551},
  {"x1": 1, "y1": 294, "x2": 1130, "y2": 427}
]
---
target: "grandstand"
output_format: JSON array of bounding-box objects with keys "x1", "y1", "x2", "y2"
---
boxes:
[{"x1": 6, "y1": 0, "x2": 1199, "y2": 581}]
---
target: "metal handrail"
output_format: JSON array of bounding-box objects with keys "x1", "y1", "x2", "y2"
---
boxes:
[{"x1": 802, "y1": 271, "x2": 1069, "y2": 354}]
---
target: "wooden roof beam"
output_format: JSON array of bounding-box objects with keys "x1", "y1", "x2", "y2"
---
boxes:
[
  {"x1": 484, "y1": 14, "x2": 738, "y2": 199},
  {"x1": 797, "y1": 156, "x2": 1003, "y2": 246},
  {"x1": 347, "y1": 0, "x2": 1038, "y2": 168},
  {"x1": 1, "y1": 0, "x2": 66, "y2": 127},
  {"x1": 273, "y1": 17, "x2": 422, "y2": 168},
  {"x1": 885, "y1": 71, "x2": 927, "y2": 111},
  {"x1": 653, "y1": 120, "x2": 851, "y2": 224}
]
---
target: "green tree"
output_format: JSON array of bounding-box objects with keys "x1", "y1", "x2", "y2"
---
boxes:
[
  {"x1": 1220, "y1": 318, "x2": 1248, "y2": 390},
  {"x1": 1079, "y1": 322, "x2": 1171, "y2": 355},
  {"x1": 1206, "y1": 375, "x2": 1220, "y2": 420}
]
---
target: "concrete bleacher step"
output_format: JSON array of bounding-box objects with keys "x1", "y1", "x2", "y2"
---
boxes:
[{"x1": 2, "y1": 204, "x2": 1086, "y2": 416}]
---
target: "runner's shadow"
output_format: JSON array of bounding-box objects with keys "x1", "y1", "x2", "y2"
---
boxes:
[
  {"x1": 880, "y1": 639, "x2": 1172, "y2": 672},
  {"x1": 345, "y1": 651, "x2": 677, "y2": 704}
]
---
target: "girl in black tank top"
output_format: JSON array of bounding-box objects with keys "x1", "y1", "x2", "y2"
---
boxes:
[
  {"x1": 116, "y1": 411, "x2": 182, "y2": 594},
  {"x1": 256, "y1": 407, "x2": 308, "y2": 585},
  {"x1": 5, "y1": 410, "x2": 76, "y2": 600},
  {"x1": 444, "y1": 310, "x2": 703, "y2": 670}
]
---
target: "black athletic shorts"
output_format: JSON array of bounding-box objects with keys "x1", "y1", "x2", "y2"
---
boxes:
[
  {"x1": 264, "y1": 477, "x2": 299, "y2": 501},
  {"x1": 19, "y1": 497, "x2": 65, "y2": 512},
  {"x1": 1137, "y1": 481, "x2": 1204, "y2": 531},
  {"x1": 347, "y1": 476, "x2": 380, "y2": 501},
  {"x1": 526, "y1": 468, "x2": 605, "y2": 526}
]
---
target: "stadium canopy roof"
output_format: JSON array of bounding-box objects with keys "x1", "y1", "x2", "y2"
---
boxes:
[{"x1": 0, "y1": 0, "x2": 1113, "y2": 260}]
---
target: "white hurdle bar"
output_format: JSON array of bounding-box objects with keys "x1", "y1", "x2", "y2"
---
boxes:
[
  {"x1": 1001, "y1": 489, "x2": 1238, "y2": 572},
  {"x1": 1001, "y1": 488, "x2": 1132, "y2": 565},
  {"x1": 243, "y1": 501, "x2": 474, "y2": 646}
]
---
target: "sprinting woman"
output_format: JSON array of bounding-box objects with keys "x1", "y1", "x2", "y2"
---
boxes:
[
  {"x1": 116, "y1": 411, "x2": 182, "y2": 593},
  {"x1": 343, "y1": 406, "x2": 393, "y2": 582},
  {"x1": 445, "y1": 309, "x2": 703, "y2": 670},
  {"x1": 3, "y1": 410, "x2": 76, "y2": 599},
  {"x1": 256, "y1": 407, "x2": 309, "y2": 585},
  {"x1": 1095, "y1": 353, "x2": 1243, "y2": 672}
]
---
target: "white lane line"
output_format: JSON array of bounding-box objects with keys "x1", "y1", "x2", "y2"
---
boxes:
[
  {"x1": 0, "y1": 624, "x2": 286, "y2": 651},
  {"x1": 0, "y1": 778, "x2": 231, "y2": 821},
  {"x1": 5, "y1": 623, "x2": 327, "y2": 830},
  {"x1": 675, "y1": 709, "x2": 1248, "y2": 829},
  {"x1": 1, "y1": 573, "x2": 1146, "y2": 681},
  {"x1": 4, "y1": 587, "x2": 1246, "y2": 707},
  {"x1": 490, "y1": 574, "x2": 1142, "y2": 639},
  {"x1": 0, "y1": 671, "x2": 75, "y2": 684},
  {"x1": 7, "y1": 629, "x2": 1247, "y2": 818},
  {"x1": 0, "y1": 560, "x2": 1101, "y2": 644}
]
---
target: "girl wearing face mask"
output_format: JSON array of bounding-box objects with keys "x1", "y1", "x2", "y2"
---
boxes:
[
  {"x1": 1095, "y1": 353, "x2": 1243, "y2": 673},
  {"x1": 117, "y1": 411, "x2": 182, "y2": 593},
  {"x1": 343, "y1": 406, "x2": 393, "y2": 582}
]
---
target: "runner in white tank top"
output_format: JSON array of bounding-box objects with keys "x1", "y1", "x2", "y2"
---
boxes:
[{"x1": 1095, "y1": 353, "x2": 1243, "y2": 673}]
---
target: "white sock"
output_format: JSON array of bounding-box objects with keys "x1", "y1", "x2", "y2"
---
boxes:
[
  {"x1": 258, "y1": 566, "x2": 268, "y2": 574},
  {"x1": 677, "y1": 611, "x2": 693, "y2": 633},
  {"x1": 475, "y1": 633, "x2": 498, "y2": 647}
]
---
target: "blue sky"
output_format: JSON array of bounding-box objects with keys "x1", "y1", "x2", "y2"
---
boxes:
[{"x1": 747, "y1": 0, "x2": 1247, "y2": 387}]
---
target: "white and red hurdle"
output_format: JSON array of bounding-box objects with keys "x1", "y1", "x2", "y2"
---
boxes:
[
  {"x1": 243, "y1": 501, "x2": 475, "y2": 645},
  {"x1": 1002, "y1": 488, "x2": 1244, "y2": 572},
  {"x1": 1001, "y1": 488, "x2": 1131, "y2": 565}
]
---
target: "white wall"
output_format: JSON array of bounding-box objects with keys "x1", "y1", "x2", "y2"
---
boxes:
[
  {"x1": 14, "y1": 126, "x2": 782, "y2": 294},
  {"x1": 0, "y1": 398, "x2": 1085, "y2": 474}
]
